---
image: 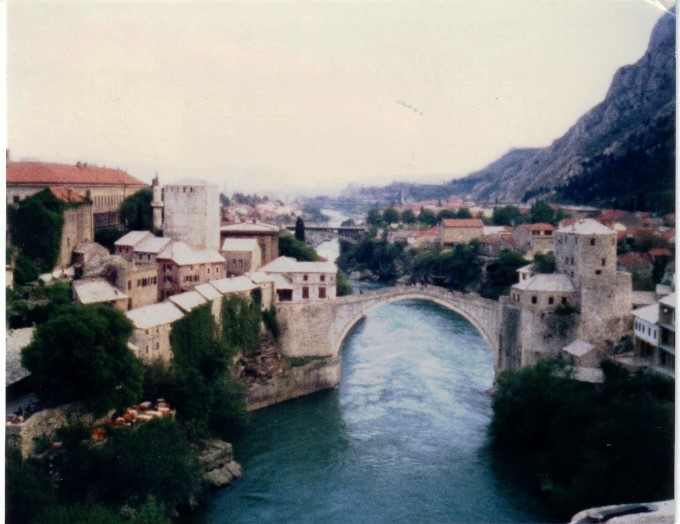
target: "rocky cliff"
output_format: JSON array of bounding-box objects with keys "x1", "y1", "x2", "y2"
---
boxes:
[{"x1": 449, "y1": 8, "x2": 675, "y2": 211}]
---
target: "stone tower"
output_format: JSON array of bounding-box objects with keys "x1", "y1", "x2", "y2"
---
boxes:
[
  {"x1": 151, "y1": 174, "x2": 164, "y2": 231},
  {"x1": 162, "y1": 179, "x2": 220, "y2": 251},
  {"x1": 554, "y1": 219, "x2": 617, "y2": 289}
]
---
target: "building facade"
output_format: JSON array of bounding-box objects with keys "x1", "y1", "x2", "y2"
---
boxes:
[
  {"x1": 156, "y1": 241, "x2": 226, "y2": 300},
  {"x1": 6, "y1": 160, "x2": 147, "y2": 230},
  {"x1": 163, "y1": 179, "x2": 220, "y2": 251},
  {"x1": 440, "y1": 219, "x2": 484, "y2": 245},
  {"x1": 260, "y1": 256, "x2": 336, "y2": 303},
  {"x1": 220, "y1": 222, "x2": 280, "y2": 265}
]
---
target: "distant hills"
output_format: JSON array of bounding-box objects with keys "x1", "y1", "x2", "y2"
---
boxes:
[{"x1": 342, "y1": 8, "x2": 675, "y2": 213}]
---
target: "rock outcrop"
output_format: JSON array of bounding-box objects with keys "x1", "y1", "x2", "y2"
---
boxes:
[{"x1": 197, "y1": 439, "x2": 243, "y2": 488}]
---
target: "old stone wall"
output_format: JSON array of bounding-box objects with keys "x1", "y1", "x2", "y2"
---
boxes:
[
  {"x1": 498, "y1": 299, "x2": 522, "y2": 371},
  {"x1": 277, "y1": 301, "x2": 337, "y2": 357},
  {"x1": 58, "y1": 204, "x2": 94, "y2": 269},
  {"x1": 131, "y1": 323, "x2": 174, "y2": 363},
  {"x1": 517, "y1": 307, "x2": 579, "y2": 366},
  {"x1": 246, "y1": 356, "x2": 341, "y2": 411},
  {"x1": 578, "y1": 272, "x2": 633, "y2": 354}
]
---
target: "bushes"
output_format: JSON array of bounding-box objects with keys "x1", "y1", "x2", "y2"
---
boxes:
[
  {"x1": 491, "y1": 358, "x2": 674, "y2": 516},
  {"x1": 278, "y1": 233, "x2": 320, "y2": 261}
]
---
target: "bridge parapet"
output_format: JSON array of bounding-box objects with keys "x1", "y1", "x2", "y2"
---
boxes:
[{"x1": 276, "y1": 285, "x2": 502, "y2": 372}]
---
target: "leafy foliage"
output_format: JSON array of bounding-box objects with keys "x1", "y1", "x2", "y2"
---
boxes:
[
  {"x1": 120, "y1": 188, "x2": 153, "y2": 231},
  {"x1": 13, "y1": 254, "x2": 41, "y2": 285},
  {"x1": 99, "y1": 418, "x2": 201, "y2": 509},
  {"x1": 6, "y1": 281, "x2": 72, "y2": 328},
  {"x1": 6, "y1": 448, "x2": 55, "y2": 524},
  {"x1": 491, "y1": 358, "x2": 674, "y2": 516},
  {"x1": 33, "y1": 504, "x2": 126, "y2": 524},
  {"x1": 336, "y1": 269, "x2": 353, "y2": 296},
  {"x1": 94, "y1": 227, "x2": 123, "y2": 252},
  {"x1": 381, "y1": 207, "x2": 399, "y2": 225},
  {"x1": 166, "y1": 303, "x2": 250, "y2": 438},
  {"x1": 221, "y1": 295, "x2": 262, "y2": 356},
  {"x1": 278, "y1": 233, "x2": 321, "y2": 261},
  {"x1": 492, "y1": 206, "x2": 524, "y2": 226},
  {"x1": 532, "y1": 252, "x2": 555, "y2": 274},
  {"x1": 400, "y1": 209, "x2": 417, "y2": 224},
  {"x1": 22, "y1": 304, "x2": 143, "y2": 415},
  {"x1": 480, "y1": 251, "x2": 528, "y2": 299},
  {"x1": 262, "y1": 304, "x2": 280, "y2": 340},
  {"x1": 10, "y1": 189, "x2": 66, "y2": 272},
  {"x1": 418, "y1": 208, "x2": 437, "y2": 226}
]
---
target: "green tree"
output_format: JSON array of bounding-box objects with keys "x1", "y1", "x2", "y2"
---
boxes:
[
  {"x1": 22, "y1": 304, "x2": 143, "y2": 415},
  {"x1": 336, "y1": 269, "x2": 353, "y2": 296},
  {"x1": 219, "y1": 193, "x2": 231, "y2": 207},
  {"x1": 10, "y1": 189, "x2": 65, "y2": 272},
  {"x1": 33, "y1": 505, "x2": 125, "y2": 524},
  {"x1": 278, "y1": 233, "x2": 320, "y2": 261},
  {"x1": 400, "y1": 209, "x2": 417, "y2": 224},
  {"x1": 119, "y1": 188, "x2": 153, "y2": 231},
  {"x1": 533, "y1": 252, "x2": 555, "y2": 274},
  {"x1": 481, "y1": 251, "x2": 528, "y2": 299},
  {"x1": 455, "y1": 207, "x2": 472, "y2": 219},
  {"x1": 418, "y1": 208, "x2": 437, "y2": 226},
  {"x1": 294, "y1": 216, "x2": 306, "y2": 242},
  {"x1": 366, "y1": 208, "x2": 383, "y2": 227},
  {"x1": 101, "y1": 419, "x2": 201, "y2": 510},
  {"x1": 381, "y1": 207, "x2": 400, "y2": 225},
  {"x1": 94, "y1": 227, "x2": 123, "y2": 252},
  {"x1": 492, "y1": 206, "x2": 523, "y2": 226},
  {"x1": 437, "y1": 209, "x2": 457, "y2": 221},
  {"x1": 13, "y1": 254, "x2": 40, "y2": 285}
]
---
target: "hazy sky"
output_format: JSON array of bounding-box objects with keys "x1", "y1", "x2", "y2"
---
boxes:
[{"x1": 6, "y1": 1, "x2": 672, "y2": 195}]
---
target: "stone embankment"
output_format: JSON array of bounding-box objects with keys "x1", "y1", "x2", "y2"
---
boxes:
[
  {"x1": 235, "y1": 347, "x2": 340, "y2": 411},
  {"x1": 198, "y1": 439, "x2": 243, "y2": 488}
]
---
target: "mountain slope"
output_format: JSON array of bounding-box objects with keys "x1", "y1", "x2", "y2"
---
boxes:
[{"x1": 448, "y1": 8, "x2": 675, "y2": 211}]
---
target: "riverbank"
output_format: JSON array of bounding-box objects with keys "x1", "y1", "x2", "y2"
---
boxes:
[{"x1": 235, "y1": 347, "x2": 340, "y2": 411}]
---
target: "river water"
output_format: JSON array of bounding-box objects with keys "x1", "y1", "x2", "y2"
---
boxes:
[{"x1": 199, "y1": 299, "x2": 556, "y2": 523}]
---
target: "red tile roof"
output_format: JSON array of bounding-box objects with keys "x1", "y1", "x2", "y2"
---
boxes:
[
  {"x1": 441, "y1": 218, "x2": 484, "y2": 228},
  {"x1": 617, "y1": 252, "x2": 652, "y2": 266},
  {"x1": 7, "y1": 161, "x2": 146, "y2": 187},
  {"x1": 48, "y1": 187, "x2": 88, "y2": 203},
  {"x1": 649, "y1": 248, "x2": 673, "y2": 258},
  {"x1": 518, "y1": 223, "x2": 555, "y2": 232}
]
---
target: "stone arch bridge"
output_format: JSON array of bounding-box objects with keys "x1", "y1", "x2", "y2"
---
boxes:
[{"x1": 276, "y1": 286, "x2": 505, "y2": 373}]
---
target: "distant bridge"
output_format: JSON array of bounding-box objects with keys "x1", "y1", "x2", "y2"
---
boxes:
[
  {"x1": 285, "y1": 224, "x2": 366, "y2": 241},
  {"x1": 276, "y1": 285, "x2": 504, "y2": 374}
]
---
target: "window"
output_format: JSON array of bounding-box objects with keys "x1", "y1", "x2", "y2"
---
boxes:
[
  {"x1": 12, "y1": 196, "x2": 19, "y2": 204},
  {"x1": 207, "y1": 267, "x2": 211, "y2": 274},
  {"x1": 128, "y1": 280, "x2": 132, "y2": 290},
  {"x1": 590, "y1": 238, "x2": 596, "y2": 246},
  {"x1": 562, "y1": 297, "x2": 567, "y2": 305},
  {"x1": 67, "y1": 237, "x2": 71, "y2": 248},
  {"x1": 216, "y1": 267, "x2": 220, "y2": 273},
  {"x1": 303, "y1": 274, "x2": 309, "y2": 281},
  {"x1": 601, "y1": 258, "x2": 606, "y2": 267},
  {"x1": 531, "y1": 296, "x2": 537, "y2": 304},
  {"x1": 548, "y1": 297, "x2": 554, "y2": 305},
  {"x1": 319, "y1": 287, "x2": 326, "y2": 299},
  {"x1": 320, "y1": 275, "x2": 326, "y2": 282},
  {"x1": 302, "y1": 287, "x2": 309, "y2": 299},
  {"x1": 595, "y1": 270, "x2": 602, "y2": 275},
  {"x1": 612, "y1": 238, "x2": 616, "y2": 246}
]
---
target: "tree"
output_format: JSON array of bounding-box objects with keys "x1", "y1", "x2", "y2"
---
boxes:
[
  {"x1": 366, "y1": 208, "x2": 383, "y2": 227},
  {"x1": 381, "y1": 207, "x2": 399, "y2": 225},
  {"x1": 13, "y1": 254, "x2": 40, "y2": 285},
  {"x1": 492, "y1": 206, "x2": 523, "y2": 226},
  {"x1": 119, "y1": 188, "x2": 153, "y2": 231},
  {"x1": 455, "y1": 207, "x2": 472, "y2": 219},
  {"x1": 400, "y1": 209, "x2": 417, "y2": 224},
  {"x1": 278, "y1": 234, "x2": 320, "y2": 261},
  {"x1": 295, "y1": 216, "x2": 305, "y2": 242},
  {"x1": 219, "y1": 193, "x2": 231, "y2": 207},
  {"x1": 533, "y1": 252, "x2": 555, "y2": 274},
  {"x1": 336, "y1": 269, "x2": 353, "y2": 296},
  {"x1": 437, "y1": 209, "x2": 457, "y2": 221},
  {"x1": 100, "y1": 418, "x2": 201, "y2": 511},
  {"x1": 10, "y1": 189, "x2": 65, "y2": 272},
  {"x1": 418, "y1": 208, "x2": 437, "y2": 226},
  {"x1": 480, "y1": 251, "x2": 528, "y2": 299},
  {"x1": 22, "y1": 304, "x2": 144, "y2": 415}
]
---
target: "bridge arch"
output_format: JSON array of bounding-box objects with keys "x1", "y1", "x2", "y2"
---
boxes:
[{"x1": 331, "y1": 287, "x2": 501, "y2": 369}]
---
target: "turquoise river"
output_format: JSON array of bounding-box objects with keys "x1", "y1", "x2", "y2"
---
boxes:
[{"x1": 198, "y1": 299, "x2": 558, "y2": 523}]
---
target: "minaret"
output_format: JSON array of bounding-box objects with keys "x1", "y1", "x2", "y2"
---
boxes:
[{"x1": 151, "y1": 173, "x2": 164, "y2": 231}]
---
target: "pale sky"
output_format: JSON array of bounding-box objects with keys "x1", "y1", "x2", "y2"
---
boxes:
[{"x1": 6, "y1": 1, "x2": 673, "y2": 195}]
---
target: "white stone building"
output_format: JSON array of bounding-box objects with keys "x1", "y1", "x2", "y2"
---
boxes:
[
  {"x1": 126, "y1": 302, "x2": 184, "y2": 363},
  {"x1": 163, "y1": 179, "x2": 220, "y2": 251},
  {"x1": 221, "y1": 238, "x2": 262, "y2": 276},
  {"x1": 632, "y1": 293, "x2": 675, "y2": 378},
  {"x1": 259, "y1": 256, "x2": 337, "y2": 303}
]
